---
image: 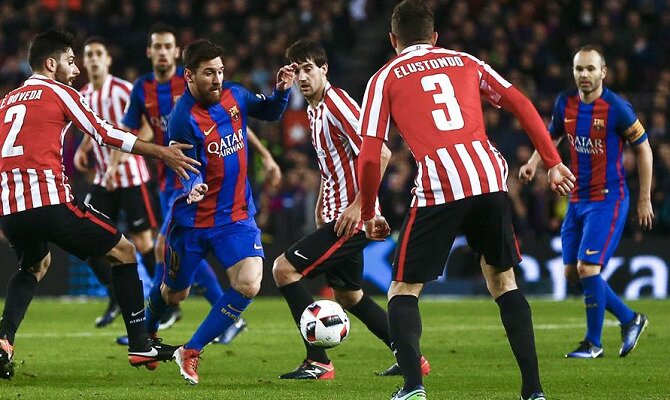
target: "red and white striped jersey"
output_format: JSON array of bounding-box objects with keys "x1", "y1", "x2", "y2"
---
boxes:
[
  {"x1": 0, "y1": 74, "x2": 138, "y2": 216},
  {"x1": 80, "y1": 75, "x2": 150, "y2": 189},
  {"x1": 308, "y1": 82, "x2": 376, "y2": 223},
  {"x1": 360, "y1": 45, "x2": 511, "y2": 207}
]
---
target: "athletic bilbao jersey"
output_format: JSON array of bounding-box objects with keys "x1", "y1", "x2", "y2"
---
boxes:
[
  {"x1": 360, "y1": 44, "x2": 512, "y2": 207},
  {"x1": 0, "y1": 74, "x2": 138, "y2": 216},
  {"x1": 122, "y1": 66, "x2": 186, "y2": 192},
  {"x1": 309, "y1": 82, "x2": 371, "y2": 223},
  {"x1": 549, "y1": 87, "x2": 647, "y2": 202},
  {"x1": 80, "y1": 75, "x2": 151, "y2": 189},
  {"x1": 168, "y1": 82, "x2": 289, "y2": 228}
]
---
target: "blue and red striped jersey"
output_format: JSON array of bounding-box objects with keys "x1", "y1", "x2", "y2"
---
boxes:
[
  {"x1": 549, "y1": 87, "x2": 647, "y2": 202},
  {"x1": 122, "y1": 66, "x2": 186, "y2": 192},
  {"x1": 168, "y1": 82, "x2": 289, "y2": 228}
]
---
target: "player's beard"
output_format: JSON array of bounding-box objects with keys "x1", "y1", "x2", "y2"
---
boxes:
[{"x1": 55, "y1": 67, "x2": 75, "y2": 86}]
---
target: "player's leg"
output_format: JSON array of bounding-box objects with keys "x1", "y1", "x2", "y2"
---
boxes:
[
  {"x1": 84, "y1": 187, "x2": 120, "y2": 328},
  {"x1": 334, "y1": 289, "x2": 391, "y2": 349},
  {"x1": 192, "y1": 260, "x2": 225, "y2": 304},
  {"x1": 272, "y1": 221, "x2": 362, "y2": 378},
  {"x1": 389, "y1": 203, "x2": 460, "y2": 400},
  {"x1": 466, "y1": 192, "x2": 543, "y2": 400}
]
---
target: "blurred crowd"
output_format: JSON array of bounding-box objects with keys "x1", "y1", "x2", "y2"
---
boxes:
[{"x1": 1, "y1": 0, "x2": 669, "y2": 248}]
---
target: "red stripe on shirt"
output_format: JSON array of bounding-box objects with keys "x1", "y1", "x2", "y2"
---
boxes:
[
  {"x1": 565, "y1": 96, "x2": 580, "y2": 201},
  {"x1": 220, "y1": 91, "x2": 249, "y2": 222},
  {"x1": 589, "y1": 98, "x2": 609, "y2": 201}
]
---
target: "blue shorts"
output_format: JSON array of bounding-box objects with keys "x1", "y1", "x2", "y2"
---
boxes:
[
  {"x1": 164, "y1": 217, "x2": 264, "y2": 291},
  {"x1": 561, "y1": 198, "x2": 629, "y2": 266},
  {"x1": 158, "y1": 189, "x2": 179, "y2": 236}
]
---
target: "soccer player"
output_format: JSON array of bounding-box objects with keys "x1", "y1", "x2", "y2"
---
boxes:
[
  {"x1": 272, "y1": 38, "x2": 430, "y2": 380},
  {"x1": 143, "y1": 39, "x2": 294, "y2": 385},
  {"x1": 519, "y1": 46, "x2": 652, "y2": 359},
  {"x1": 356, "y1": 2, "x2": 576, "y2": 400},
  {"x1": 0, "y1": 30, "x2": 198, "y2": 379},
  {"x1": 73, "y1": 36, "x2": 159, "y2": 328}
]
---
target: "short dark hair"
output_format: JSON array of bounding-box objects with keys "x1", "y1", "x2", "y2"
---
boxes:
[
  {"x1": 182, "y1": 39, "x2": 223, "y2": 71},
  {"x1": 147, "y1": 23, "x2": 178, "y2": 46},
  {"x1": 83, "y1": 36, "x2": 107, "y2": 49},
  {"x1": 285, "y1": 39, "x2": 327, "y2": 67},
  {"x1": 28, "y1": 30, "x2": 75, "y2": 71},
  {"x1": 578, "y1": 45, "x2": 607, "y2": 67},
  {"x1": 391, "y1": 0, "x2": 434, "y2": 46}
]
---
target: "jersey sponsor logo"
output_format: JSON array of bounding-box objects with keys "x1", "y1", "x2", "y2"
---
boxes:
[
  {"x1": 228, "y1": 105, "x2": 240, "y2": 122},
  {"x1": 293, "y1": 249, "x2": 308, "y2": 260},
  {"x1": 567, "y1": 134, "x2": 604, "y2": 154},
  {"x1": 585, "y1": 249, "x2": 600, "y2": 255},
  {"x1": 206, "y1": 128, "x2": 245, "y2": 158},
  {"x1": 204, "y1": 124, "x2": 217, "y2": 136},
  {"x1": 593, "y1": 118, "x2": 605, "y2": 130}
]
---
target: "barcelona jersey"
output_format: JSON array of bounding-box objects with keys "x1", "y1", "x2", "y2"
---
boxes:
[
  {"x1": 167, "y1": 82, "x2": 289, "y2": 228},
  {"x1": 122, "y1": 66, "x2": 187, "y2": 192},
  {"x1": 549, "y1": 87, "x2": 647, "y2": 202}
]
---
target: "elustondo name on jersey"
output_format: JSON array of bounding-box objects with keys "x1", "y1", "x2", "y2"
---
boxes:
[
  {"x1": 206, "y1": 128, "x2": 245, "y2": 158},
  {"x1": 393, "y1": 56, "x2": 465, "y2": 79}
]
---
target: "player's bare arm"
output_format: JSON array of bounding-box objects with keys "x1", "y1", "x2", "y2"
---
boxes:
[
  {"x1": 634, "y1": 140, "x2": 654, "y2": 230},
  {"x1": 247, "y1": 127, "x2": 282, "y2": 188}
]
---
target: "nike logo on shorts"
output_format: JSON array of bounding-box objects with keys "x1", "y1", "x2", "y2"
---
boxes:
[
  {"x1": 132, "y1": 218, "x2": 145, "y2": 227},
  {"x1": 585, "y1": 249, "x2": 600, "y2": 255},
  {"x1": 293, "y1": 250, "x2": 308, "y2": 260},
  {"x1": 131, "y1": 309, "x2": 145, "y2": 317}
]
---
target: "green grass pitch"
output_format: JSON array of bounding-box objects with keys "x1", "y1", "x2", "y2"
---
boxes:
[{"x1": 1, "y1": 297, "x2": 667, "y2": 399}]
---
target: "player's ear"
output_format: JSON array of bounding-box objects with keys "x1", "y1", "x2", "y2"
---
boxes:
[
  {"x1": 45, "y1": 57, "x2": 57, "y2": 73},
  {"x1": 184, "y1": 68, "x2": 193, "y2": 83},
  {"x1": 389, "y1": 32, "x2": 398, "y2": 50},
  {"x1": 321, "y1": 62, "x2": 328, "y2": 76},
  {"x1": 431, "y1": 31, "x2": 438, "y2": 46},
  {"x1": 601, "y1": 65, "x2": 607, "y2": 80},
  {"x1": 146, "y1": 46, "x2": 151, "y2": 59},
  {"x1": 175, "y1": 46, "x2": 181, "y2": 60}
]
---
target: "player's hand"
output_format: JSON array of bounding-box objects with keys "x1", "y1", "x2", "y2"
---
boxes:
[
  {"x1": 363, "y1": 215, "x2": 391, "y2": 241},
  {"x1": 276, "y1": 63, "x2": 298, "y2": 91},
  {"x1": 335, "y1": 201, "x2": 361, "y2": 238},
  {"x1": 102, "y1": 166, "x2": 117, "y2": 191},
  {"x1": 162, "y1": 142, "x2": 201, "y2": 179},
  {"x1": 519, "y1": 162, "x2": 536, "y2": 184},
  {"x1": 263, "y1": 156, "x2": 282, "y2": 189},
  {"x1": 74, "y1": 148, "x2": 89, "y2": 172},
  {"x1": 637, "y1": 198, "x2": 654, "y2": 230},
  {"x1": 187, "y1": 183, "x2": 208, "y2": 204},
  {"x1": 547, "y1": 162, "x2": 575, "y2": 196}
]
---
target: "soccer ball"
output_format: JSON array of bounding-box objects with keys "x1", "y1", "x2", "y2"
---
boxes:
[{"x1": 299, "y1": 300, "x2": 350, "y2": 348}]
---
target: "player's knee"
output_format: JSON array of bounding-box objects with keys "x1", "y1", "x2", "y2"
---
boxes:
[
  {"x1": 26, "y1": 253, "x2": 51, "y2": 281},
  {"x1": 131, "y1": 231, "x2": 154, "y2": 254},
  {"x1": 272, "y1": 254, "x2": 299, "y2": 286},
  {"x1": 108, "y1": 236, "x2": 136, "y2": 264},
  {"x1": 577, "y1": 262, "x2": 601, "y2": 278},
  {"x1": 235, "y1": 280, "x2": 261, "y2": 298},
  {"x1": 164, "y1": 289, "x2": 188, "y2": 307},
  {"x1": 334, "y1": 290, "x2": 363, "y2": 310}
]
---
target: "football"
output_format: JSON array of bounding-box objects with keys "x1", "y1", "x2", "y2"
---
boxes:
[{"x1": 299, "y1": 300, "x2": 350, "y2": 348}]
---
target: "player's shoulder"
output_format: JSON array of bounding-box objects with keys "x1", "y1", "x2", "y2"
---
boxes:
[
  {"x1": 555, "y1": 88, "x2": 579, "y2": 103},
  {"x1": 325, "y1": 83, "x2": 355, "y2": 104},
  {"x1": 132, "y1": 71, "x2": 155, "y2": 87},
  {"x1": 601, "y1": 87, "x2": 632, "y2": 109},
  {"x1": 110, "y1": 75, "x2": 133, "y2": 91}
]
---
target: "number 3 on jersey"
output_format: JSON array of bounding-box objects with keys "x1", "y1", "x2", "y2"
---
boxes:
[
  {"x1": 421, "y1": 74, "x2": 464, "y2": 131},
  {"x1": 2, "y1": 104, "x2": 26, "y2": 158}
]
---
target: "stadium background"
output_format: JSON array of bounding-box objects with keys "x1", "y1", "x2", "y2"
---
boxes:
[{"x1": 0, "y1": 0, "x2": 668, "y2": 300}]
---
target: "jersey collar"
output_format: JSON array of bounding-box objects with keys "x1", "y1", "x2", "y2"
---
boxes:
[
  {"x1": 306, "y1": 81, "x2": 331, "y2": 114},
  {"x1": 401, "y1": 44, "x2": 433, "y2": 54}
]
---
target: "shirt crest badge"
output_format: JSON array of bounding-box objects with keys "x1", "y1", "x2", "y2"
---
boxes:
[
  {"x1": 593, "y1": 118, "x2": 605, "y2": 130},
  {"x1": 229, "y1": 105, "x2": 240, "y2": 121}
]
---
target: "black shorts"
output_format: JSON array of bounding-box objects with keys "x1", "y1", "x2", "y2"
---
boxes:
[
  {"x1": 84, "y1": 182, "x2": 160, "y2": 233},
  {"x1": 393, "y1": 191, "x2": 521, "y2": 283},
  {"x1": 284, "y1": 221, "x2": 370, "y2": 291},
  {"x1": 0, "y1": 202, "x2": 122, "y2": 268}
]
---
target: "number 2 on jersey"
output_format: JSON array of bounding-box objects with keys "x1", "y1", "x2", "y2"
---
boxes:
[
  {"x1": 2, "y1": 104, "x2": 26, "y2": 158},
  {"x1": 421, "y1": 74, "x2": 464, "y2": 131}
]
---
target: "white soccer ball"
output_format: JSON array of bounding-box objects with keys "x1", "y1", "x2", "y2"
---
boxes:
[{"x1": 300, "y1": 300, "x2": 350, "y2": 348}]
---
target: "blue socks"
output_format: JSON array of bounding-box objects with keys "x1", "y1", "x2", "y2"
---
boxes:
[
  {"x1": 604, "y1": 281, "x2": 635, "y2": 325},
  {"x1": 186, "y1": 288, "x2": 251, "y2": 351},
  {"x1": 581, "y1": 275, "x2": 606, "y2": 347},
  {"x1": 193, "y1": 260, "x2": 224, "y2": 304},
  {"x1": 145, "y1": 283, "x2": 168, "y2": 334}
]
